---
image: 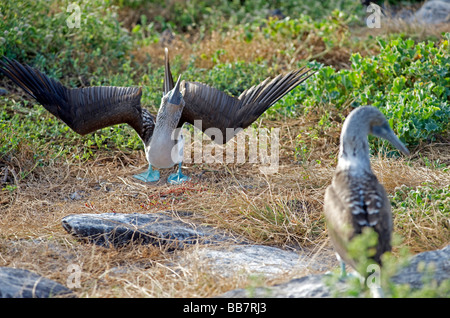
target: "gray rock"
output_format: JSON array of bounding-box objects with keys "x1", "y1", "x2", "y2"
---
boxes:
[
  {"x1": 219, "y1": 244, "x2": 450, "y2": 298},
  {"x1": 431, "y1": 0, "x2": 450, "y2": 4},
  {"x1": 221, "y1": 274, "x2": 335, "y2": 298},
  {"x1": 182, "y1": 244, "x2": 333, "y2": 278},
  {"x1": 0, "y1": 88, "x2": 7, "y2": 96},
  {"x1": 391, "y1": 244, "x2": 450, "y2": 289},
  {"x1": 62, "y1": 212, "x2": 240, "y2": 249},
  {"x1": 413, "y1": 0, "x2": 450, "y2": 24},
  {"x1": 0, "y1": 267, "x2": 74, "y2": 298}
]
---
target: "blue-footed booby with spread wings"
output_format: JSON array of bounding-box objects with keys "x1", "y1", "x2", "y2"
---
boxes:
[{"x1": 0, "y1": 49, "x2": 314, "y2": 184}]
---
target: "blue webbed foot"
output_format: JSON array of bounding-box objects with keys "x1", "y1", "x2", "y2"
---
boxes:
[
  {"x1": 133, "y1": 165, "x2": 160, "y2": 182},
  {"x1": 336, "y1": 255, "x2": 358, "y2": 280},
  {"x1": 167, "y1": 162, "x2": 190, "y2": 184},
  {"x1": 340, "y1": 259, "x2": 347, "y2": 279}
]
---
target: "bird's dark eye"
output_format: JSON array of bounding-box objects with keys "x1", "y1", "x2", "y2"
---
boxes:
[{"x1": 371, "y1": 122, "x2": 389, "y2": 135}]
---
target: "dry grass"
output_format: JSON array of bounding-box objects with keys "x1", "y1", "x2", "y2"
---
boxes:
[
  {"x1": 1, "y1": 115, "x2": 449, "y2": 297},
  {"x1": 132, "y1": 24, "x2": 359, "y2": 73},
  {"x1": 130, "y1": 11, "x2": 449, "y2": 74}
]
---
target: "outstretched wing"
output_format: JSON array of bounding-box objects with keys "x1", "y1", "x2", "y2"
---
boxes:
[
  {"x1": 179, "y1": 68, "x2": 314, "y2": 143},
  {"x1": 0, "y1": 57, "x2": 148, "y2": 139}
]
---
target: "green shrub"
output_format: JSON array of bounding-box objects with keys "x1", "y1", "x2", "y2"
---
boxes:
[
  {"x1": 0, "y1": 0, "x2": 133, "y2": 80},
  {"x1": 391, "y1": 184, "x2": 450, "y2": 213},
  {"x1": 113, "y1": 0, "x2": 361, "y2": 33},
  {"x1": 291, "y1": 34, "x2": 450, "y2": 147}
]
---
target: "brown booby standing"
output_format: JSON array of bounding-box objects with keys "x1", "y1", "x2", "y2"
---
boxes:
[
  {"x1": 324, "y1": 106, "x2": 410, "y2": 294},
  {"x1": 0, "y1": 49, "x2": 314, "y2": 183}
]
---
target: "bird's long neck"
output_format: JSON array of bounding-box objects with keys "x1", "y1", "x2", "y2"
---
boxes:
[
  {"x1": 337, "y1": 115, "x2": 372, "y2": 174},
  {"x1": 151, "y1": 103, "x2": 183, "y2": 144},
  {"x1": 147, "y1": 102, "x2": 184, "y2": 169}
]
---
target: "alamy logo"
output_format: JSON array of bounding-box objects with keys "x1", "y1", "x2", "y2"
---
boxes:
[
  {"x1": 366, "y1": 263, "x2": 381, "y2": 288},
  {"x1": 173, "y1": 121, "x2": 280, "y2": 174},
  {"x1": 366, "y1": 3, "x2": 382, "y2": 28},
  {"x1": 66, "y1": 264, "x2": 82, "y2": 288},
  {"x1": 66, "y1": 3, "x2": 81, "y2": 29}
]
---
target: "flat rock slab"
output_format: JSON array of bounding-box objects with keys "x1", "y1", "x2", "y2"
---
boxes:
[
  {"x1": 391, "y1": 244, "x2": 450, "y2": 289},
  {"x1": 0, "y1": 267, "x2": 74, "y2": 298},
  {"x1": 414, "y1": 0, "x2": 450, "y2": 25},
  {"x1": 182, "y1": 244, "x2": 333, "y2": 278},
  {"x1": 62, "y1": 212, "x2": 240, "y2": 249},
  {"x1": 221, "y1": 274, "x2": 335, "y2": 298},
  {"x1": 220, "y1": 244, "x2": 450, "y2": 298}
]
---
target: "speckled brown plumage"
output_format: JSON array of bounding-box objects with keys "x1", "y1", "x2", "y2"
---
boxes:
[{"x1": 324, "y1": 106, "x2": 410, "y2": 275}]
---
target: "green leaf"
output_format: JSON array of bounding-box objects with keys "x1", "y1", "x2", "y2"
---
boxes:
[{"x1": 132, "y1": 24, "x2": 141, "y2": 33}]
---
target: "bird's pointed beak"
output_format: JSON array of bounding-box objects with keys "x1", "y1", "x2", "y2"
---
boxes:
[
  {"x1": 373, "y1": 124, "x2": 410, "y2": 156},
  {"x1": 386, "y1": 131, "x2": 410, "y2": 156},
  {"x1": 166, "y1": 75, "x2": 182, "y2": 105}
]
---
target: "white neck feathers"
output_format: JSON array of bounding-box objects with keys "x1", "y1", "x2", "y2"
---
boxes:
[{"x1": 337, "y1": 110, "x2": 373, "y2": 174}]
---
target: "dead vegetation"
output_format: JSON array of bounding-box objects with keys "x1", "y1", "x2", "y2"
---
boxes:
[
  {"x1": 1, "y1": 114, "x2": 449, "y2": 297},
  {"x1": 133, "y1": 26, "x2": 358, "y2": 72}
]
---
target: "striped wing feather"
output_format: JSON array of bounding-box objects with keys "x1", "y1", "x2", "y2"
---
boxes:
[
  {"x1": 324, "y1": 169, "x2": 392, "y2": 268},
  {"x1": 0, "y1": 57, "x2": 145, "y2": 138},
  {"x1": 179, "y1": 67, "x2": 314, "y2": 143}
]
